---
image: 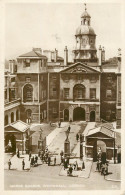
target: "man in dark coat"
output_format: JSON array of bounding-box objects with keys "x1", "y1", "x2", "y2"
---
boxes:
[
  {"x1": 8, "y1": 159, "x2": 12, "y2": 170},
  {"x1": 29, "y1": 151, "x2": 31, "y2": 161},
  {"x1": 48, "y1": 156, "x2": 51, "y2": 166},
  {"x1": 22, "y1": 159, "x2": 25, "y2": 170},
  {"x1": 54, "y1": 156, "x2": 56, "y2": 166}
]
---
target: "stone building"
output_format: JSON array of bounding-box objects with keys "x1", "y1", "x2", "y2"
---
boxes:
[{"x1": 4, "y1": 6, "x2": 121, "y2": 128}]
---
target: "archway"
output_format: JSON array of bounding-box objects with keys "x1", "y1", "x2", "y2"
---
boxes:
[
  {"x1": 73, "y1": 107, "x2": 85, "y2": 121},
  {"x1": 97, "y1": 140, "x2": 106, "y2": 153},
  {"x1": 23, "y1": 84, "x2": 33, "y2": 102},
  {"x1": 64, "y1": 109, "x2": 69, "y2": 121},
  {"x1": 93, "y1": 140, "x2": 106, "y2": 162},
  {"x1": 5, "y1": 134, "x2": 16, "y2": 153},
  {"x1": 90, "y1": 111, "x2": 95, "y2": 122}
]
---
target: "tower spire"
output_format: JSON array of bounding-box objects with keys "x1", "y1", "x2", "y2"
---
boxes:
[{"x1": 84, "y1": 3, "x2": 87, "y2": 11}]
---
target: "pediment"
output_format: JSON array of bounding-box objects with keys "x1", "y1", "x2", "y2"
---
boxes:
[{"x1": 60, "y1": 62, "x2": 100, "y2": 73}]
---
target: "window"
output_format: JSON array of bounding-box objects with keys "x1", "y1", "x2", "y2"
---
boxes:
[
  {"x1": 64, "y1": 88, "x2": 69, "y2": 99},
  {"x1": 52, "y1": 88, "x2": 57, "y2": 97},
  {"x1": 26, "y1": 109, "x2": 32, "y2": 118},
  {"x1": 106, "y1": 89, "x2": 112, "y2": 98},
  {"x1": 11, "y1": 112, "x2": 14, "y2": 123},
  {"x1": 53, "y1": 108, "x2": 57, "y2": 113},
  {"x1": 90, "y1": 88, "x2": 96, "y2": 99},
  {"x1": 5, "y1": 115, "x2": 8, "y2": 126},
  {"x1": 5, "y1": 90, "x2": 7, "y2": 100},
  {"x1": 26, "y1": 77, "x2": 31, "y2": 83},
  {"x1": 11, "y1": 89, "x2": 16, "y2": 100},
  {"x1": 23, "y1": 84, "x2": 33, "y2": 102},
  {"x1": 25, "y1": 59, "x2": 30, "y2": 67},
  {"x1": 77, "y1": 88, "x2": 83, "y2": 99},
  {"x1": 106, "y1": 110, "x2": 111, "y2": 121},
  {"x1": 73, "y1": 84, "x2": 85, "y2": 100}
]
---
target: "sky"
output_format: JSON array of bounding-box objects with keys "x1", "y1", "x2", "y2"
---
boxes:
[{"x1": 5, "y1": 2, "x2": 122, "y2": 62}]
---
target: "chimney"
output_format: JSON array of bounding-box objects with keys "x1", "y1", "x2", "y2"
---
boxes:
[
  {"x1": 32, "y1": 48, "x2": 42, "y2": 54},
  {"x1": 101, "y1": 47, "x2": 105, "y2": 63},
  {"x1": 54, "y1": 48, "x2": 57, "y2": 62},
  {"x1": 117, "y1": 48, "x2": 121, "y2": 72},
  {"x1": 64, "y1": 46, "x2": 68, "y2": 66},
  {"x1": 98, "y1": 45, "x2": 102, "y2": 66},
  {"x1": 9, "y1": 60, "x2": 15, "y2": 74}
]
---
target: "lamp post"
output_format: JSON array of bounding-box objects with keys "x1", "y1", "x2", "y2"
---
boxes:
[
  {"x1": 64, "y1": 127, "x2": 70, "y2": 158},
  {"x1": 114, "y1": 131, "x2": 116, "y2": 164},
  {"x1": 38, "y1": 128, "x2": 43, "y2": 154}
]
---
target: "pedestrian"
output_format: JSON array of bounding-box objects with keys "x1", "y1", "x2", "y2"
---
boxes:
[
  {"x1": 35, "y1": 155, "x2": 38, "y2": 163},
  {"x1": 22, "y1": 159, "x2": 25, "y2": 170},
  {"x1": 8, "y1": 159, "x2": 12, "y2": 170},
  {"x1": 58, "y1": 121, "x2": 61, "y2": 128},
  {"x1": 76, "y1": 133, "x2": 79, "y2": 141},
  {"x1": 48, "y1": 156, "x2": 51, "y2": 166},
  {"x1": 17, "y1": 149, "x2": 20, "y2": 158},
  {"x1": 29, "y1": 151, "x2": 31, "y2": 161},
  {"x1": 32, "y1": 156, "x2": 35, "y2": 165},
  {"x1": 68, "y1": 125, "x2": 71, "y2": 132},
  {"x1": 82, "y1": 161, "x2": 85, "y2": 170},
  {"x1": 68, "y1": 164, "x2": 73, "y2": 176},
  {"x1": 54, "y1": 156, "x2": 56, "y2": 166}
]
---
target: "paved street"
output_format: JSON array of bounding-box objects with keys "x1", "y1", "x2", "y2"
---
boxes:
[
  {"x1": 4, "y1": 162, "x2": 120, "y2": 190},
  {"x1": 4, "y1": 122, "x2": 121, "y2": 190}
]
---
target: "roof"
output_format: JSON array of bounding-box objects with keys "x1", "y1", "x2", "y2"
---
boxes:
[
  {"x1": 60, "y1": 62, "x2": 101, "y2": 73},
  {"x1": 87, "y1": 123, "x2": 115, "y2": 138},
  {"x1": 19, "y1": 50, "x2": 47, "y2": 58},
  {"x1": 5, "y1": 120, "x2": 29, "y2": 133},
  {"x1": 76, "y1": 25, "x2": 95, "y2": 36},
  {"x1": 81, "y1": 10, "x2": 91, "y2": 18}
]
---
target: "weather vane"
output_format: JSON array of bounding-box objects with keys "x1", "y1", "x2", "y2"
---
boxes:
[{"x1": 84, "y1": 3, "x2": 87, "y2": 11}]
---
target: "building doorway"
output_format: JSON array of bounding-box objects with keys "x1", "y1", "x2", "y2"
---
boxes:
[
  {"x1": 93, "y1": 140, "x2": 106, "y2": 162},
  {"x1": 73, "y1": 107, "x2": 85, "y2": 121},
  {"x1": 64, "y1": 109, "x2": 69, "y2": 121},
  {"x1": 5, "y1": 134, "x2": 16, "y2": 153},
  {"x1": 90, "y1": 111, "x2": 95, "y2": 122}
]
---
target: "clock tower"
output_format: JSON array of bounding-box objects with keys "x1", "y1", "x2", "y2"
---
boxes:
[{"x1": 73, "y1": 4, "x2": 97, "y2": 63}]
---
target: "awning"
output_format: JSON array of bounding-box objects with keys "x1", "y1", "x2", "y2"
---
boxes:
[{"x1": 5, "y1": 120, "x2": 29, "y2": 133}]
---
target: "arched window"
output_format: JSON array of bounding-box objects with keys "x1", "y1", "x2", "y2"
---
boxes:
[
  {"x1": 5, "y1": 115, "x2": 8, "y2": 126},
  {"x1": 23, "y1": 84, "x2": 33, "y2": 102},
  {"x1": 11, "y1": 112, "x2": 14, "y2": 123},
  {"x1": 73, "y1": 84, "x2": 85, "y2": 100},
  {"x1": 16, "y1": 110, "x2": 19, "y2": 121},
  {"x1": 26, "y1": 109, "x2": 32, "y2": 118}
]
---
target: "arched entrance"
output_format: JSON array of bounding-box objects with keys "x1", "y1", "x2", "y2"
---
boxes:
[
  {"x1": 73, "y1": 107, "x2": 85, "y2": 121},
  {"x1": 64, "y1": 109, "x2": 69, "y2": 121},
  {"x1": 5, "y1": 134, "x2": 16, "y2": 153},
  {"x1": 93, "y1": 139, "x2": 106, "y2": 162},
  {"x1": 97, "y1": 140, "x2": 106, "y2": 153},
  {"x1": 90, "y1": 111, "x2": 95, "y2": 122}
]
